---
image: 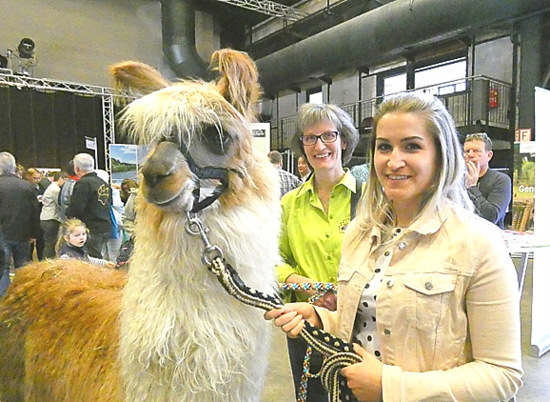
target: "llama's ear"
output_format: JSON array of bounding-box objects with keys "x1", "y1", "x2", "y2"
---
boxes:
[
  {"x1": 109, "y1": 61, "x2": 170, "y2": 99},
  {"x1": 210, "y1": 49, "x2": 261, "y2": 122}
]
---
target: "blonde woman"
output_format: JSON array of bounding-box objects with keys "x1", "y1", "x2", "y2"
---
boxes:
[{"x1": 268, "y1": 93, "x2": 522, "y2": 401}]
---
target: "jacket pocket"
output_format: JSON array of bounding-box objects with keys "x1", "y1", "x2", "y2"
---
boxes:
[
  {"x1": 337, "y1": 263, "x2": 355, "y2": 283},
  {"x1": 403, "y1": 273, "x2": 456, "y2": 296},
  {"x1": 402, "y1": 272, "x2": 458, "y2": 332}
]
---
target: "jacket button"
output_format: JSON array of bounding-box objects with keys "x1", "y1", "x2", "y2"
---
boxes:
[
  {"x1": 387, "y1": 279, "x2": 394, "y2": 288},
  {"x1": 425, "y1": 281, "x2": 433, "y2": 290}
]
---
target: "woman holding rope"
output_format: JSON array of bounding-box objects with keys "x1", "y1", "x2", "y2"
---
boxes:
[
  {"x1": 277, "y1": 102, "x2": 360, "y2": 401},
  {"x1": 268, "y1": 92, "x2": 522, "y2": 401}
]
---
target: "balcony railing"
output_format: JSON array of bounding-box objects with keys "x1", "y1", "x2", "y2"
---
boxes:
[{"x1": 269, "y1": 75, "x2": 512, "y2": 150}]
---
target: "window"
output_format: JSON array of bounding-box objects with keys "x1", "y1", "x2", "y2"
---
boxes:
[
  {"x1": 383, "y1": 58, "x2": 467, "y2": 96},
  {"x1": 384, "y1": 74, "x2": 406, "y2": 95},
  {"x1": 415, "y1": 59, "x2": 466, "y2": 95},
  {"x1": 308, "y1": 90, "x2": 323, "y2": 104}
]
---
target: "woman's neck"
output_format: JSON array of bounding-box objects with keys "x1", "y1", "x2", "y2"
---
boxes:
[
  {"x1": 314, "y1": 167, "x2": 345, "y2": 192},
  {"x1": 314, "y1": 168, "x2": 345, "y2": 213},
  {"x1": 393, "y1": 199, "x2": 423, "y2": 228}
]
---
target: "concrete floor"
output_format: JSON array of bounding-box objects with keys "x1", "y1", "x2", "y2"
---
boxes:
[{"x1": 261, "y1": 257, "x2": 550, "y2": 401}]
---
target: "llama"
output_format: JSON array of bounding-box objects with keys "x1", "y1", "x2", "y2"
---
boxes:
[{"x1": 0, "y1": 49, "x2": 281, "y2": 402}]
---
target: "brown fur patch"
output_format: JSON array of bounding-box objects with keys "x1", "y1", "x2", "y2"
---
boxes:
[
  {"x1": 211, "y1": 49, "x2": 262, "y2": 123},
  {"x1": 0, "y1": 260, "x2": 126, "y2": 401},
  {"x1": 110, "y1": 61, "x2": 170, "y2": 100}
]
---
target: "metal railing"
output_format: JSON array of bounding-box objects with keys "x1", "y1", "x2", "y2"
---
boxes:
[{"x1": 269, "y1": 75, "x2": 512, "y2": 150}]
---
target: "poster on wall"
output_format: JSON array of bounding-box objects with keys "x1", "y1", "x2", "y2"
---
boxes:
[
  {"x1": 109, "y1": 144, "x2": 151, "y2": 184},
  {"x1": 250, "y1": 122, "x2": 270, "y2": 157},
  {"x1": 511, "y1": 141, "x2": 535, "y2": 232}
]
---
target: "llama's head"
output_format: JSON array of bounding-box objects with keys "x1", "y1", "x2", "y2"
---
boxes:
[{"x1": 112, "y1": 50, "x2": 272, "y2": 214}]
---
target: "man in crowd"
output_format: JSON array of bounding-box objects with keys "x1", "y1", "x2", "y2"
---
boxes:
[
  {"x1": 66, "y1": 153, "x2": 113, "y2": 259},
  {"x1": 297, "y1": 155, "x2": 311, "y2": 181},
  {"x1": 268, "y1": 150, "x2": 302, "y2": 197},
  {"x1": 464, "y1": 132, "x2": 511, "y2": 229},
  {"x1": 40, "y1": 171, "x2": 68, "y2": 259},
  {"x1": 0, "y1": 152, "x2": 40, "y2": 297}
]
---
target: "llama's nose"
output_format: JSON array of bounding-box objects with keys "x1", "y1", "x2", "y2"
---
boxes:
[{"x1": 141, "y1": 142, "x2": 181, "y2": 188}]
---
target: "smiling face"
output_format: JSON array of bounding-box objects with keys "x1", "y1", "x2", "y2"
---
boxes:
[
  {"x1": 66, "y1": 226, "x2": 88, "y2": 248},
  {"x1": 374, "y1": 112, "x2": 438, "y2": 225},
  {"x1": 302, "y1": 120, "x2": 346, "y2": 176}
]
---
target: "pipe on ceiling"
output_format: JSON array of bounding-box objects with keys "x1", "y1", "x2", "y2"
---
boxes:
[
  {"x1": 255, "y1": 0, "x2": 550, "y2": 96},
  {"x1": 159, "y1": 0, "x2": 214, "y2": 80}
]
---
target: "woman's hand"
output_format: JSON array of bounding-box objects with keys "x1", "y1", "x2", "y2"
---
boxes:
[
  {"x1": 264, "y1": 302, "x2": 321, "y2": 337},
  {"x1": 340, "y1": 344, "x2": 383, "y2": 402},
  {"x1": 313, "y1": 290, "x2": 337, "y2": 311}
]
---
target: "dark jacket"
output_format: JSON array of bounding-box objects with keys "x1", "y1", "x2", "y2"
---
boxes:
[
  {"x1": 58, "y1": 243, "x2": 90, "y2": 260},
  {"x1": 58, "y1": 177, "x2": 77, "y2": 221},
  {"x1": 0, "y1": 174, "x2": 40, "y2": 241},
  {"x1": 467, "y1": 168, "x2": 511, "y2": 229},
  {"x1": 66, "y1": 172, "x2": 113, "y2": 234}
]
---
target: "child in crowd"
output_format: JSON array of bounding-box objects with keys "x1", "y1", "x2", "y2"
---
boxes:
[{"x1": 56, "y1": 219, "x2": 115, "y2": 268}]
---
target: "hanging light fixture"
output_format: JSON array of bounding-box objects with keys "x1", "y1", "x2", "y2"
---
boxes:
[{"x1": 17, "y1": 38, "x2": 35, "y2": 59}]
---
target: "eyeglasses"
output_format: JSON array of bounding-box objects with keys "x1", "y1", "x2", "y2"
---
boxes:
[{"x1": 300, "y1": 131, "x2": 339, "y2": 146}]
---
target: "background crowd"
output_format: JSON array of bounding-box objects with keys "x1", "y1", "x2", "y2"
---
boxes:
[{"x1": 0, "y1": 151, "x2": 138, "y2": 297}]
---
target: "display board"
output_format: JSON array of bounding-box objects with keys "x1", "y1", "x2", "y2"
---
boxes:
[
  {"x1": 531, "y1": 87, "x2": 550, "y2": 357},
  {"x1": 251, "y1": 122, "x2": 270, "y2": 157},
  {"x1": 109, "y1": 144, "x2": 151, "y2": 184}
]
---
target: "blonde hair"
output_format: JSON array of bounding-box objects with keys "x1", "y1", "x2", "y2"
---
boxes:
[
  {"x1": 350, "y1": 92, "x2": 473, "y2": 244},
  {"x1": 55, "y1": 219, "x2": 89, "y2": 254}
]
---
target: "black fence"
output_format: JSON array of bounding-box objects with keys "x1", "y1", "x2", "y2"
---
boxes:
[{"x1": 269, "y1": 75, "x2": 512, "y2": 151}]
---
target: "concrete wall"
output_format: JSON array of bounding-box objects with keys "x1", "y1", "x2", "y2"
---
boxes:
[
  {"x1": 1, "y1": 0, "x2": 164, "y2": 87},
  {"x1": 475, "y1": 36, "x2": 514, "y2": 83},
  {"x1": 1, "y1": 0, "x2": 517, "y2": 116}
]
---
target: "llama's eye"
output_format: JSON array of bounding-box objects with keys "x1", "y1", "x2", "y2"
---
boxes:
[{"x1": 202, "y1": 126, "x2": 231, "y2": 155}]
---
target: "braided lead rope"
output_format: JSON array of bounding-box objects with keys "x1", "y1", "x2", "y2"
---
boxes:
[
  {"x1": 186, "y1": 214, "x2": 361, "y2": 402},
  {"x1": 278, "y1": 282, "x2": 339, "y2": 402},
  {"x1": 297, "y1": 345, "x2": 314, "y2": 402},
  {"x1": 278, "y1": 282, "x2": 337, "y2": 304},
  {"x1": 278, "y1": 282, "x2": 340, "y2": 402}
]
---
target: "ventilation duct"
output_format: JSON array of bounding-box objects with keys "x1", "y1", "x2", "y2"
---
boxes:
[
  {"x1": 160, "y1": 0, "x2": 214, "y2": 80},
  {"x1": 256, "y1": 0, "x2": 550, "y2": 96}
]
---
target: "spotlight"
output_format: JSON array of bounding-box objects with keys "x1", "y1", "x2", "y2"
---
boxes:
[{"x1": 17, "y1": 38, "x2": 35, "y2": 59}]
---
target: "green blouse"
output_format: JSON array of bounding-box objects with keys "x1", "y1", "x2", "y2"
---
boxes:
[{"x1": 276, "y1": 170, "x2": 358, "y2": 302}]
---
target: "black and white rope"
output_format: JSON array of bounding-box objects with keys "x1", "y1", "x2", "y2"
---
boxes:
[{"x1": 186, "y1": 214, "x2": 362, "y2": 402}]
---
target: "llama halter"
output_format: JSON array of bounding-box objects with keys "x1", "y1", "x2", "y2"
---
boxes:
[
  {"x1": 178, "y1": 141, "x2": 243, "y2": 213},
  {"x1": 185, "y1": 213, "x2": 362, "y2": 402}
]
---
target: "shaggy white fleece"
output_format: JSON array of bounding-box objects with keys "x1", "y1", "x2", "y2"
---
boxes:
[{"x1": 120, "y1": 179, "x2": 281, "y2": 401}]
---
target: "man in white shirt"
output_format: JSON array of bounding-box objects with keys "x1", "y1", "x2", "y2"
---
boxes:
[{"x1": 40, "y1": 171, "x2": 68, "y2": 258}]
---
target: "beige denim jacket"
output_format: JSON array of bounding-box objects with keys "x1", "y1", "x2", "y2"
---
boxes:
[{"x1": 315, "y1": 203, "x2": 523, "y2": 401}]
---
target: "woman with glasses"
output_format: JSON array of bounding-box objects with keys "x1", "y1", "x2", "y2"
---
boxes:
[
  {"x1": 268, "y1": 93, "x2": 522, "y2": 401},
  {"x1": 277, "y1": 102, "x2": 359, "y2": 401}
]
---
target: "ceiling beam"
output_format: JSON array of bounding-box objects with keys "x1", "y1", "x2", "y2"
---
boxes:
[{"x1": 213, "y1": 0, "x2": 308, "y2": 21}]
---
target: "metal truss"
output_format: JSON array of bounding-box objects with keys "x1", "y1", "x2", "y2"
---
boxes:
[
  {"x1": 0, "y1": 71, "x2": 131, "y2": 173},
  {"x1": 0, "y1": 71, "x2": 118, "y2": 96},
  {"x1": 213, "y1": 0, "x2": 307, "y2": 21},
  {"x1": 102, "y1": 95, "x2": 116, "y2": 174}
]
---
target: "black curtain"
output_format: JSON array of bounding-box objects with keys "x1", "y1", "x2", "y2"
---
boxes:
[{"x1": 0, "y1": 86, "x2": 105, "y2": 170}]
